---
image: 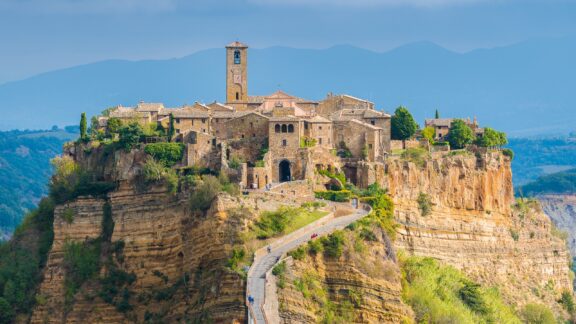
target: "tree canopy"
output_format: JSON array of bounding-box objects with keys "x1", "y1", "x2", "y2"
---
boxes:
[
  {"x1": 422, "y1": 126, "x2": 436, "y2": 144},
  {"x1": 447, "y1": 120, "x2": 474, "y2": 149},
  {"x1": 476, "y1": 127, "x2": 507, "y2": 147},
  {"x1": 391, "y1": 106, "x2": 418, "y2": 141}
]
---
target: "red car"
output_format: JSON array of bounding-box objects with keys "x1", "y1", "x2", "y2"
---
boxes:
[{"x1": 311, "y1": 233, "x2": 318, "y2": 239}]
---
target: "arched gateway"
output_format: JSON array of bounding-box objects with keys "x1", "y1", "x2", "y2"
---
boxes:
[{"x1": 279, "y1": 160, "x2": 291, "y2": 182}]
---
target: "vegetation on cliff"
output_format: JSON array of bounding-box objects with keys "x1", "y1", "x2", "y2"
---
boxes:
[
  {"x1": 0, "y1": 198, "x2": 55, "y2": 322},
  {"x1": 401, "y1": 255, "x2": 522, "y2": 323}
]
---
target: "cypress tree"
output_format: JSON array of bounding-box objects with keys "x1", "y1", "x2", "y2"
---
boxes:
[
  {"x1": 435, "y1": 109, "x2": 440, "y2": 119},
  {"x1": 168, "y1": 113, "x2": 175, "y2": 141},
  {"x1": 80, "y1": 112, "x2": 87, "y2": 140}
]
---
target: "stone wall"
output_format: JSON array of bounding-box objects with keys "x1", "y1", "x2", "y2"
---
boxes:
[{"x1": 225, "y1": 113, "x2": 269, "y2": 140}]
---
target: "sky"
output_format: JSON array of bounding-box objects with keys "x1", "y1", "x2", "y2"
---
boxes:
[{"x1": 0, "y1": 0, "x2": 575, "y2": 84}]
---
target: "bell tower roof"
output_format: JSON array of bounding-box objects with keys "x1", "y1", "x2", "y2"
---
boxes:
[{"x1": 226, "y1": 41, "x2": 248, "y2": 48}]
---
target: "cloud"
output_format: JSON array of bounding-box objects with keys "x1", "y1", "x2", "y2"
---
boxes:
[
  {"x1": 0, "y1": 0, "x2": 179, "y2": 14},
  {"x1": 248, "y1": 0, "x2": 502, "y2": 8}
]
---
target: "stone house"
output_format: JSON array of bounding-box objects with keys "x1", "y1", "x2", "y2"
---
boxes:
[{"x1": 424, "y1": 117, "x2": 483, "y2": 142}]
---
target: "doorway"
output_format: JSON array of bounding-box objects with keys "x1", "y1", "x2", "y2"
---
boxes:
[{"x1": 279, "y1": 160, "x2": 291, "y2": 182}]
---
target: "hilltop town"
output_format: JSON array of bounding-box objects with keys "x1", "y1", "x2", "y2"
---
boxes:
[
  {"x1": 4, "y1": 42, "x2": 570, "y2": 324},
  {"x1": 93, "y1": 41, "x2": 497, "y2": 190}
]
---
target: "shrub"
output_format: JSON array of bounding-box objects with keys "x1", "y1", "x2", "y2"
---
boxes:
[
  {"x1": 228, "y1": 156, "x2": 244, "y2": 169},
  {"x1": 272, "y1": 261, "x2": 287, "y2": 276},
  {"x1": 226, "y1": 247, "x2": 246, "y2": 271},
  {"x1": 401, "y1": 148, "x2": 429, "y2": 167},
  {"x1": 63, "y1": 240, "x2": 101, "y2": 304},
  {"x1": 144, "y1": 143, "x2": 184, "y2": 167},
  {"x1": 300, "y1": 137, "x2": 317, "y2": 148},
  {"x1": 521, "y1": 303, "x2": 555, "y2": 324},
  {"x1": 502, "y1": 148, "x2": 514, "y2": 160},
  {"x1": 288, "y1": 246, "x2": 306, "y2": 260},
  {"x1": 459, "y1": 281, "x2": 488, "y2": 315},
  {"x1": 189, "y1": 175, "x2": 222, "y2": 211},
  {"x1": 314, "y1": 190, "x2": 352, "y2": 202},
  {"x1": 317, "y1": 169, "x2": 346, "y2": 186},
  {"x1": 510, "y1": 229, "x2": 519, "y2": 241},
  {"x1": 322, "y1": 231, "x2": 346, "y2": 258},
  {"x1": 308, "y1": 239, "x2": 324, "y2": 255},
  {"x1": 417, "y1": 192, "x2": 432, "y2": 216},
  {"x1": 559, "y1": 290, "x2": 575, "y2": 314},
  {"x1": 63, "y1": 208, "x2": 75, "y2": 224},
  {"x1": 142, "y1": 157, "x2": 167, "y2": 182}
]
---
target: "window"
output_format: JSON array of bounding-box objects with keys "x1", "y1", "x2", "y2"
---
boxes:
[
  {"x1": 176, "y1": 129, "x2": 180, "y2": 134},
  {"x1": 304, "y1": 122, "x2": 308, "y2": 130},
  {"x1": 319, "y1": 126, "x2": 322, "y2": 130},
  {"x1": 371, "y1": 119, "x2": 375, "y2": 125},
  {"x1": 281, "y1": 124, "x2": 287, "y2": 133},
  {"x1": 241, "y1": 134, "x2": 245, "y2": 138},
  {"x1": 202, "y1": 118, "x2": 206, "y2": 123},
  {"x1": 369, "y1": 144, "x2": 373, "y2": 149},
  {"x1": 176, "y1": 118, "x2": 180, "y2": 124},
  {"x1": 252, "y1": 133, "x2": 256, "y2": 137},
  {"x1": 282, "y1": 139, "x2": 287, "y2": 146},
  {"x1": 288, "y1": 124, "x2": 294, "y2": 133},
  {"x1": 250, "y1": 122, "x2": 253, "y2": 128},
  {"x1": 275, "y1": 124, "x2": 281, "y2": 133},
  {"x1": 319, "y1": 138, "x2": 322, "y2": 144},
  {"x1": 234, "y1": 50, "x2": 241, "y2": 64},
  {"x1": 202, "y1": 129, "x2": 206, "y2": 133},
  {"x1": 236, "y1": 92, "x2": 239, "y2": 100}
]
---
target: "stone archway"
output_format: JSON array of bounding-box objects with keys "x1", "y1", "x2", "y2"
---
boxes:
[{"x1": 279, "y1": 160, "x2": 291, "y2": 182}]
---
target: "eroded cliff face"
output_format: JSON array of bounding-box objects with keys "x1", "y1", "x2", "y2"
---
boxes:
[
  {"x1": 538, "y1": 194, "x2": 576, "y2": 256},
  {"x1": 30, "y1": 189, "x2": 254, "y2": 324},
  {"x1": 278, "y1": 228, "x2": 412, "y2": 323},
  {"x1": 381, "y1": 152, "x2": 573, "y2": 314},
  {"x1": 30, "y1": 145, "x2": 262, "y2": 323}
]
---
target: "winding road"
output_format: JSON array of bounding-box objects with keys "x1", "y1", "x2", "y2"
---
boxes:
[{"x1": 246, "y1": 203, "x2": 371, "y2": 324}]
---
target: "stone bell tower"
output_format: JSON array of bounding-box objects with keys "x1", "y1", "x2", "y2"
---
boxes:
[{"x1": 226, "y1": 41, "x2": 248, "y2": 104}]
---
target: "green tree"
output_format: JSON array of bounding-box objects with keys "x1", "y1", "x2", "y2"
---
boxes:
[
  {"x1": 391, "y1": 106, "x2": 418, "y2": 148},
  {"x1": 80, "y1": 112, "x2": 87, "y2": 140},
  {"x1": 447, "y1": 119, "x2": 474, "y2": 149},
  {"x1": 422, "y1": 126, "x2": 436, "y2": 144},
  {"x1": 118, "y1": 123, "x2": 144, "y2": 151},
  {"x1": 476, "y1": 127, "x2": 508, "y2": 148},
  {"x1": 168, "y1": 113, "x2": 175, "y2": 141},
  {"x1": 107, "y1": 117, "x2": 122, "y2": 136},
  {"x1": 0, "y1": 297, "x2": 14, "y2": 323},
  {"x1": 435, "y1": 109, "x2": 440, "y2": 119}
]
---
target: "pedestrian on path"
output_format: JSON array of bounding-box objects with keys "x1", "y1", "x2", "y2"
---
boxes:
[{"x1": 267, "y1": 245, "x2": 271, "y2": 253}]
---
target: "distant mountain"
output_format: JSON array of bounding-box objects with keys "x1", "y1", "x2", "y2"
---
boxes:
[
  {"x1": 507, "y1": 137, "x2": 576, "y2": 186},
  {"x1": 0, "y1": 37, "x2": 575, "y2": 135},
  {"x1": 519, "y1": 168, "x2": 576, "y2": 196},
  {"x1": 0, "y1": 129, "x2": 77, "y2": 239}
]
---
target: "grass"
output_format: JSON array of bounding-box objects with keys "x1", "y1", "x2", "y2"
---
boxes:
[
  {"x1": 284, "y1": 210, "x2": 328, "y2": 235},
  {"x1": 244, "y1": 207, "x2": 329, "y2": 241}
]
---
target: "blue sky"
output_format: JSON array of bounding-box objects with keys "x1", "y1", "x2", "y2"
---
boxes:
[{"x1": 0, "y1": 0, "x2": 575, "y2": 84}]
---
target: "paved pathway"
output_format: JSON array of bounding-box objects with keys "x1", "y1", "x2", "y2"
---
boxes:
[{"x1": 247, "y1": 204, "x2": 371, "y2": 324}]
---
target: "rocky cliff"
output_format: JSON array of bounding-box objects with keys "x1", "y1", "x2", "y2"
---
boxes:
[
  {"x1": 538, "y1": 194, "x2": 576, "y2": 256},
  {"x1": 277, "y1": 228, "x2": 412, "y2": 323},
  {"x1": 382, "y1": 152, "x2": 573, "y2": 315}
]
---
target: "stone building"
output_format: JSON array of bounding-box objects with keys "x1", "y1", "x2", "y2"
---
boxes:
[
  {"x1": 102, "y1": 41, "x2": 394, "y2": 188},
  {"x1": 424, "y1": 117, "x2": 484, "y2": 142}
]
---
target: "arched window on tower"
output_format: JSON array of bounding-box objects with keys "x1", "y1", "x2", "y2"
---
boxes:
[
  {"x1": 234, "y1": 50, "x2": 241, "y2": 64},
  {"x1": 288, "y1": 124, "x2": 294, "y2": 133},
  {"x1": 281, "y1": 124, "x2": 287, "y2": 133},
  {"x1": 236, "y1": 92, "x2": 239, "y2": 100},
  {"x1": 275, "y1": 124, "x2": 280, "y2": 133}
]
